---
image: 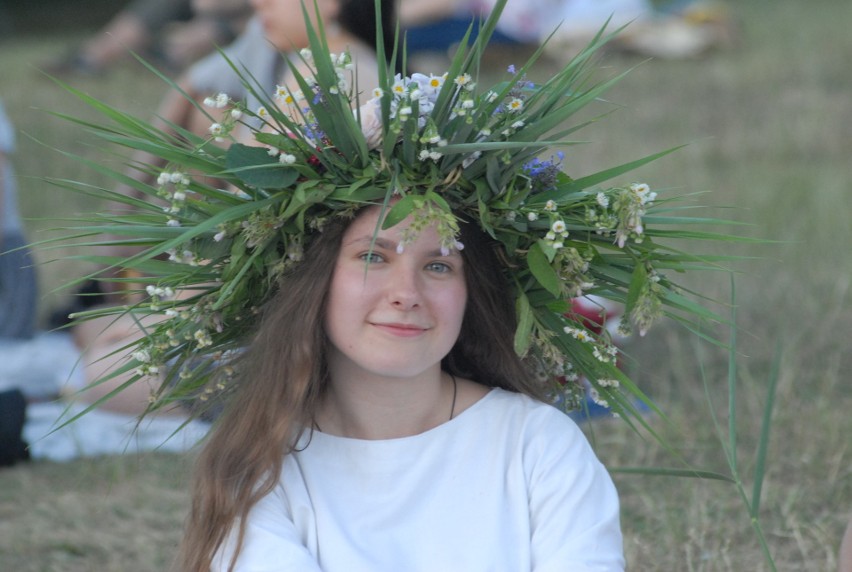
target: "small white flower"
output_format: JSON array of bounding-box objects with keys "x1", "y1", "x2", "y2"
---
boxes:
[
  {"x1": 286, "y1": 242, "x2": 304, "y2": 262},
  {"x1": 133, "y1": 350, "x2": 151, "y2": 363},
  {"x1": 569, "y1": 327, "x2": 592, "y2": 342},
  {"x1": 596, "y1": 192, "x2": 609, "y2": 208},
  {"x1": 427, "y1": 74, "x2": 444, "y2": 91},
  {"x1": 157, "y1": 172, "x2": 170, "y2": 186},
  {"x1": 372, "y1": 87, "x2": 384, "y2": 98},
  {"x1": 551, "y1": 220, "x2": 567, "y2": 234},
  {"x1": 230, "y1": 108, "x2": 242, "y2": 120},
  {"x1": 511, "y1": 120, "x2": 525, "y2": 129},
  {"x1": 194, "y1": 329, "x2": 213, "y2": 348},
  {"x1": 215, "y1": 92, "x2": 229, "y2": 108},
  {"x1": 166, "y1": 218, "x2": 181, "y2": 227},
  {"x1": 172, "y1": 190, "x2": 186, "y2": 202},
  {"x1": 454, "y1": 73, "x2": 473, "y2": 88},
  {"x1": 508, "y1": 98, "x2": 524, "y2": 112},
  {"x1": 213, "y1": 230, "x2": 226, "y2": 242},
  {"x1": 527, "y1": 212, "x2": 539, "y2": 221},
  {"x1": 279, "y1": 153, "x2": 297, "y2": 165},
  {"x1": 544, "y1": 200, "x2": 557, "y2": 212}
]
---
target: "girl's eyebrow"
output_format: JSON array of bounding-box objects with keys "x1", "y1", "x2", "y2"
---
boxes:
[{"x1": 344, "y1": 235, "x2": 397, "y2": 250}]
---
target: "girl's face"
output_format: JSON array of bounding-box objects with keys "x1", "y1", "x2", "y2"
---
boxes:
[
  {"x1": 324, "y1": 206, "x2": 468, "y2": 382},
  {"x1": 250, "y1": 0, "x2": 339, "y2": 51}
]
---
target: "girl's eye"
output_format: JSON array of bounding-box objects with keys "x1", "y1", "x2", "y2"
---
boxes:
[
  {"x1": 426, "y1": 261, "x2": 452, "y2": 273},
  {"x1": 360, "y1": 252, "x2": 384, "y2": 263}
]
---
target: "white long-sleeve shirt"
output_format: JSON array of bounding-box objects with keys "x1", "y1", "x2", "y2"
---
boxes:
[{"x1": 214, "y1": 388, "x2": 624, "y2": 571}]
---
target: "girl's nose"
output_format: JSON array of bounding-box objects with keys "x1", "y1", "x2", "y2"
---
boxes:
[{"x1": 386, "y1": 265, "x2": 421, "y2": 310}]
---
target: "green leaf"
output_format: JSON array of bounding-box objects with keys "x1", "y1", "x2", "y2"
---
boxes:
[
  {"x1": 624, "y1": 263, "x2": 647, "y2": 318},
  {"x1": 225, "y1": 143, "x2": 299, "y2": 189},
  {"x1": 609, "y1": 467, "x2": 735, "y2": 482},
  {"x1": 381, "y1": 194, "x2": 418, "y2": 229},
  {"x1": 514, "y1": 292, "x2": 534, "y2": 355},
  {"x1": 527, "y1": 241, "x2": 562, "y2": 297}
]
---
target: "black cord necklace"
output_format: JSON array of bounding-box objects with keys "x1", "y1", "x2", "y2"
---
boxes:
[{"x1": 448, "y1": 373, "x2": 458, "y2": 421}]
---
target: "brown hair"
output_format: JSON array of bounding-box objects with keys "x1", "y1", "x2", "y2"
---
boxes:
[{"x1": 177, "y1": 209, "x2": 543, "y2": 571}]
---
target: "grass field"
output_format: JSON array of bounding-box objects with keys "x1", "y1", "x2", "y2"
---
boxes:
[{"x1": 1, "y1": 0, "x2": 851, "y2": 570}]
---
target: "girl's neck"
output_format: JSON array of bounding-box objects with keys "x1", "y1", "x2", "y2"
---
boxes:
[{"x1": 317, "y1": 366, "x2": 457, "y2": 440}]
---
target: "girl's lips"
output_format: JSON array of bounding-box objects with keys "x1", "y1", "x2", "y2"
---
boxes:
[{"x1": 371, "y1": 322, "x2": 428, "y2": 338}]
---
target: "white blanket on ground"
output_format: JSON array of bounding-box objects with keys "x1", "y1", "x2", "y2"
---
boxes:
[
  {"x1": 1, "y1": 331, "x2": 209, "y2": 462},
  {"x1": 23, "y1": 401, "x2": 210, "y2": 462}
]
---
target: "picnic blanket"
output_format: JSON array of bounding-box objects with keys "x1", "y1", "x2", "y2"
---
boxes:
[{"x1": 1, "y1": 331, "x2": 209, "y2": 462}]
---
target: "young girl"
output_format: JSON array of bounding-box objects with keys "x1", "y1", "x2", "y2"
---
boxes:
[
  {"x1": 54, "y1": 2, "x2": 707, "y2": 570},
  {"x1": 180, "y1": 204, "x2": 625, "y2": 571}
]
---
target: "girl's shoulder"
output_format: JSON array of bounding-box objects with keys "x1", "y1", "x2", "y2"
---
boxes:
[{"x1": 458, "y1": 384, "x2": 577, "y2": 434}]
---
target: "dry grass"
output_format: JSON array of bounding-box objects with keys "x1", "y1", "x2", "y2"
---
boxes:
[{"x1": 1, "y1": 0, "x2": 851, "y2": 570}]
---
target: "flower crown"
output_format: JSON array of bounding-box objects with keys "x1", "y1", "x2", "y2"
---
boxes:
[{"x1": 52, "y1": 0, "x2": 732, "y2": 421}]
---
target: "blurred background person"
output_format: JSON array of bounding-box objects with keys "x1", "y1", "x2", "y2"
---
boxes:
[
  {"x1": 45, "y1": 0, "x2": 253, "y2": 76},
  {"x1": 399, "y1": 0, "x2": 736, "y2": 63},
  {"x1": 0, "y1": 100, "x2": 38, "y2": 343},
  {"x1": 0, "y1": 99, "x2": 38, "y2": 468}
]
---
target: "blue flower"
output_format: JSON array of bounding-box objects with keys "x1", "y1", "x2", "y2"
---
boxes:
[{"x1": 523, "y1": 152, "x2": 565, "y2": 193}]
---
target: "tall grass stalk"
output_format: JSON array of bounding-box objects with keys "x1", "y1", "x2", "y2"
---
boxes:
[{"x1": 699, "y1": 277, "x2": 779, "y2": 570}]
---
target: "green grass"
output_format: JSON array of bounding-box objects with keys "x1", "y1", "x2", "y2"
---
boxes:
[{"x1": 2, "y1": 0, "x2": 851, "y2": 570}]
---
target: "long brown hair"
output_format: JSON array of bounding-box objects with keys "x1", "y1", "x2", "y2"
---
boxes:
[{"x1": 177, "y1": 209, "x2": 544, "y2": 571}]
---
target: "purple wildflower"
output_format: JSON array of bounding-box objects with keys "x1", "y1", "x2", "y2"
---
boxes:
[{"x1": 523, "y1": 152, "x2": 565, "y2": 194}]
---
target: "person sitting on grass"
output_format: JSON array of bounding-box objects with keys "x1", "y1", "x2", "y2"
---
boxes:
[{"x1": 50, "y1": 1, "x2": 736, "y2": 568}]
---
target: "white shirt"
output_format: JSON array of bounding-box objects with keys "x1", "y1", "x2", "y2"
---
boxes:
[{"x1": 214, "y1": 388, "x2": 624, "y2": 571}]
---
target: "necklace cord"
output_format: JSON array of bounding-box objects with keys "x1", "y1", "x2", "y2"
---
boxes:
[{"x1": 449, "y1": 373, "x2": 458, "y2": 421}]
